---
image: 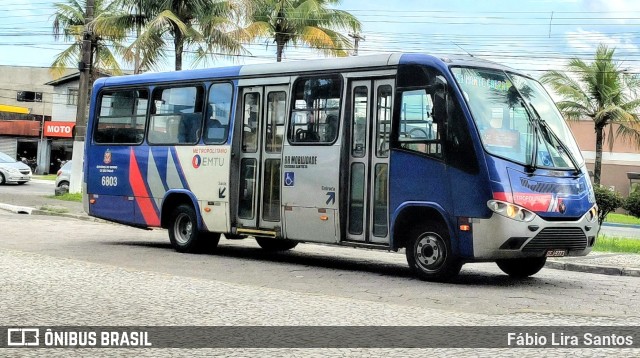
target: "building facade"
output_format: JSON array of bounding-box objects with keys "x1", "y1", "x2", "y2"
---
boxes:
[
  {"x1": 45, "y1": 73, "x2": 84, "y2": 174},
  {"x1": 0, "y1": 65, "x2": 74, "y2": 174},
  {"x1": 568, "y1": 120, "x2": 640, "y2": 197}
]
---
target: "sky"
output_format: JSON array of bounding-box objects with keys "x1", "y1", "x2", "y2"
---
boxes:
[{"x1": 1, "y1": 0, "x2": 640, "y2": 79}]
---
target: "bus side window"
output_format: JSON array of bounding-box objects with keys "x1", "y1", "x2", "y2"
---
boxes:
[
  {"x1": 288, "y1": 75, "x2": 342, "y2": 144},
  {"x1": 148, "y1": 85, "x2": 204, "y2": 145},
  {"x1": 95, "y1": 89, "x2": 148, "y2": 144},
  {"x1": 204, "y1": 83, "x2": 233, "y2": 144},
  {"x1": 396, "y1": 89, "x2": 443, "y2": 158},
  {"x1": 242, "y1": 93, "x2": 259, "y2": 152}
]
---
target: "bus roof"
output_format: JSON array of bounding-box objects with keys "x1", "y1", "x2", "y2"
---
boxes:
[{"x1": 93, "y1": 52, "x2": 522, "y2": 89}]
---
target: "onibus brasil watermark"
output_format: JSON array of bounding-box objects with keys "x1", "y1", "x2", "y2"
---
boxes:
[{"x1": 7, "y1": 328, "x2": 151, "y2": 347}]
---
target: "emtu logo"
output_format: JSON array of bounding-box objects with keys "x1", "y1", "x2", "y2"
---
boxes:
[{"x1": 192, "y1": 155, "x2": 202, "y2": 169}]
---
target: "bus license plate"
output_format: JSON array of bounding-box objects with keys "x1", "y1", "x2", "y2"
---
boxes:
[{"x1": 546, "y1": 249, "x2": 567, "y2": 257}]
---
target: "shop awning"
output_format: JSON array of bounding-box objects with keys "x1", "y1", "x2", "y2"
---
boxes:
[
  {"x1": 0, "y1": 104, "x2": 31, "y2": 114},
  {"x1": 0, "y1": 120, "x2": 40, "y2": 136}
]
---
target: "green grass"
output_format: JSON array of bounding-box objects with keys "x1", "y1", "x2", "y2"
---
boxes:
[
  {"x1": 594, "y1": 235, "x2": 640, "y2": 254},
  {"x1": 39, "y1": 205, "x2": 69, "y2": 214},
  {"x1": 46, "y1": 193, "x2": 82, "y2": 202},
  {"x1": 604, "y1": 213, "x2": 640, "y2": 225},
  {"x1": 33, "y1": 174, "x2": 57, "y2": 181}
]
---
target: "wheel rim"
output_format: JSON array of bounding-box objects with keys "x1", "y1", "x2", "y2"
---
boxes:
[
  {"x1": 173, "y1": 213, "x2": 193, "y2": 245},
  {"x1": 414, "y1": 233, "x2": 446, "y2": 272}
]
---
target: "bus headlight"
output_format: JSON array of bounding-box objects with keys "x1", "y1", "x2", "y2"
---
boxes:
[
  {"x1": 586, "y1": 205, "x2": 598, "y2": 222},
  {"x1": 487, "y1": 200, "x2": 536, "y2": 222}
]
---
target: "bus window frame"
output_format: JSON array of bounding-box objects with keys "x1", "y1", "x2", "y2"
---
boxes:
[
  {"x1": 92, "y1": 87, "x2": 150, "y2": 146},
  {"x1": 392, "y1": 85, "x2": 447, "y2": 160},
  {"x1": 203, "y1": 81, "x2": 234, "y2": 145},
  {"x1": 147, "y1": 82, "x2": 207, "y2": 146},
  {"x1": 287, "y1": 74, "x2": 343, "y2": 146}
]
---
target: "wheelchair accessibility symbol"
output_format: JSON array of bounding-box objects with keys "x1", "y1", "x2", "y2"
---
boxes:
[{"x1": 284, "y1": 172, "x2": 295, "y2": 187}]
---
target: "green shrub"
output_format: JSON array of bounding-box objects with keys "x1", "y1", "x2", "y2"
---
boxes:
[
  {"x1": 623, "y1": 190, "x2": 640, "y2": 218},
  {"x1": 594, "y1": 185, "x2": 623, "y2": 225}
]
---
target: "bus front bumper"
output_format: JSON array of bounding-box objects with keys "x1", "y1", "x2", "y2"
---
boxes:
[{"x1": 471, "y1": 213, "x2": 598, "y2": 260}]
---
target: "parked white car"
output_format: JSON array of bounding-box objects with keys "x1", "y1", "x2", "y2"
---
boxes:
[
  {"x1": 55, "y1": 160, "x2": 72, "y2": 189},
  {"x1": 0, "y1": 151, "x2": 32, "y2": 185}
]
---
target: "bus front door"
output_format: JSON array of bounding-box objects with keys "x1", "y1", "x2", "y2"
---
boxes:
[
  {"x1": 235, "y1": 85, "x2": 288, "y2": 235},
  {"x1": 346, "y1": 79, "x2": 394, "y2": 245}
]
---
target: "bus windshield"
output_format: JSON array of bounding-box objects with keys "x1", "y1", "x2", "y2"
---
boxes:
[{"x1": 451, "y1": 67, "x2": 584, "y2": 170}]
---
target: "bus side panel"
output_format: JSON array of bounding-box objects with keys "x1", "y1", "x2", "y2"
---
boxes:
[
  {"x1": 446, "y1": 166, "x2": 493, "y2": 258},
  {"x1": 172, "y1": 146, "x2": 232, "y2": 232},
  {"x1": 86, "y1": 145, "x2": 142, "y2": 225},
  {"x1": 130, "y1": 146, "x2": 162, "y2": 227},
  {"x1": 388, "y1": 150, "x2": 453, "y2": 247}
]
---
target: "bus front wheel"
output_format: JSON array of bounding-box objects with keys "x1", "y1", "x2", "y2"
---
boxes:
[
  {"x1": 256, "y1": 238, "x2": 298, "y2": 251},
  {"x1": 496, "y1": 257, "x2": 547, "y2": 278},
  {"x1": 168, "y1": 204, "x2": 220, "y2": 253},
  {"x1": 406, "y1": 226, "x2": 462, "y2": 282}
]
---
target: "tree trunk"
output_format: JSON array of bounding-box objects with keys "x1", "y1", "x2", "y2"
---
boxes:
[
  {"x1": 174, "y1": 31, "x2": 183, "y2": 71},
  {"x1": 276, "y1": 39, "x2": 285, "y2": 62},
  {"x1": 594, "y1": 125, "x2": 604, "y2": 185}
]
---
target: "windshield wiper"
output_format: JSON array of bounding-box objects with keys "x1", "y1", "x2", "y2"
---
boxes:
[{"x1": 528, "y1": 103, "x2": 581, "y2": 175}]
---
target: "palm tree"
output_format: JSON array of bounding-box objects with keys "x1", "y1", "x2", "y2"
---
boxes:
[
  {"x1": 244, "y1": 0, "x2": 361, "y2": 62},
  {"x1": 92, "y1": 0, "x2": 246, "y2": 71},
  {"x1": 52, "y1": 0, "x2": 127, "y2": 79},
  {"x1": 540, "y1": 44, "x2": 640, "y2": 185}
]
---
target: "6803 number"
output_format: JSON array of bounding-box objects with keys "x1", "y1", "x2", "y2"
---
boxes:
[{"x1": 101, "y1": 176, "x2": 118, "y2": 186}]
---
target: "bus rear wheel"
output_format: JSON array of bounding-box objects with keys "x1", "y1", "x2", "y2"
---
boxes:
[
  {"x1": 168, "y1": 204, "x2": 220, "y2": 253},
  {"x1": 496, "y1": 257, "x2": 547, "y2": 278},
  {"x1": 256, "y1": 238, "x2": 298, "y2": 251},
  {"x1": 406, "y1": 225, "x2": 462, "y2": 282}
]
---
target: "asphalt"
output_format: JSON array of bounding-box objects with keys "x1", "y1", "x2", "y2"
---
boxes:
[{"x1": 0, "y1": 185, "x2": 639, "y2": 278}]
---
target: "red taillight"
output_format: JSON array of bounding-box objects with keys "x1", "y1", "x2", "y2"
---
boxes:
[{"x1": 57, "y1": 170, "x2": 62, "y2": 176}]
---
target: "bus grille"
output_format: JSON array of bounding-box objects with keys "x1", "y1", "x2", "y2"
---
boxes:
[{"x1": 522, "y1": 227, "x2": 587, "y2": 252}]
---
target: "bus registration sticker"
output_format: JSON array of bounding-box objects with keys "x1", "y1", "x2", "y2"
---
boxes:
[{"x1": 546, "y1": 249, "x2": 567, "y2": 257}]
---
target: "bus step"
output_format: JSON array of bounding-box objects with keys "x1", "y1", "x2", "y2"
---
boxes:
[{"x1": 236, "y1": 228, "x2": 277, "y2": 238}]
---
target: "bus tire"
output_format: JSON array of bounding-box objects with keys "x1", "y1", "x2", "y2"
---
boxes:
[
  {"x1": 168, "y1": 204, "x2": 220, "y2": 253},
  {"x1": 256, "y1": 238, "x2": 298, "y2": 251},
  {"x1": 405, "y1": 225, "x2": 462, "y2": 282},
  {"x1": 496, "y1": 257, "x2": 547, "y2": 278}
]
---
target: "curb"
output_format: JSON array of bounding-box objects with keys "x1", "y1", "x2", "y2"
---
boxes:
[
  {"x1": 0, "y1": 203, "x2": 34, "y2": 214},
  {"x1": 601, "y1": 222, "x2": 640, "y2": 229},
  {"x1": 30, "y1": 209, "x2": 102, "y2": 223},
  {"x1": 0, "y1": 203, "x2": 101, "y2": 223},
  {"x1": 546, "y1": 260, "x2": 640, "y2": 277}
]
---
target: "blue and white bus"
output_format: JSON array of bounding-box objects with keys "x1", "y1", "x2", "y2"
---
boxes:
[{"x1": 83, "y1": 53, "x2": 598, "y2": 281}]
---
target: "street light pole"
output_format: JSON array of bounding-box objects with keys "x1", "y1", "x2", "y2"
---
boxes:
[{"x1": 69, "y1": 0, "x2": 94, "y2": 194}]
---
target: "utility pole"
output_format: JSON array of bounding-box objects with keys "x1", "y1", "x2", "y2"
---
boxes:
[
  {"x1": 134, "y1": 0, "x2": 142, "y2": 74},
  {"x1": 69, "y1": 0, "x2": 95, "y2": 194},
  {"x1": 349, "y1": 32, "x2": 365, "y2": 56}
]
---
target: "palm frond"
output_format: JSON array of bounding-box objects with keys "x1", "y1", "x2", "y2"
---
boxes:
[{"x1": 50, "y1": 43, "x2": 82, "y2": 78}]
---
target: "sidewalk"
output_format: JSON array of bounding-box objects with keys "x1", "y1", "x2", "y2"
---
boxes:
[
  {"x1": 0, "y1": 193, "x2": 639, "y2": 277},
  {"x1": 0, "y1": 188, "x2": 89, "y2": 221}
]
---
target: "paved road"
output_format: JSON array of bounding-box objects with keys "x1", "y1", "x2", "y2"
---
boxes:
[
  {"x1": 1, "y1": 211, "x2": 639, "y2": 356},
  {"x1": 0, "y1": 178, "x2": 54, "y2": 197},
  {"x1": 600, "y1": 224, "x2": 640, "y2": 239},
  {"x1": 1, "y1": 212, "x2": 639, "y2": 318}
]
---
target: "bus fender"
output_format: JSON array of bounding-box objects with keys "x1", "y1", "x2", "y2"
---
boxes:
[
  {"x1": 161, "y1": 189, "x2": 203, "y2": 231},
  {"x1": 389, "y1": 201, "x2": 456, "y2": 252}
]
